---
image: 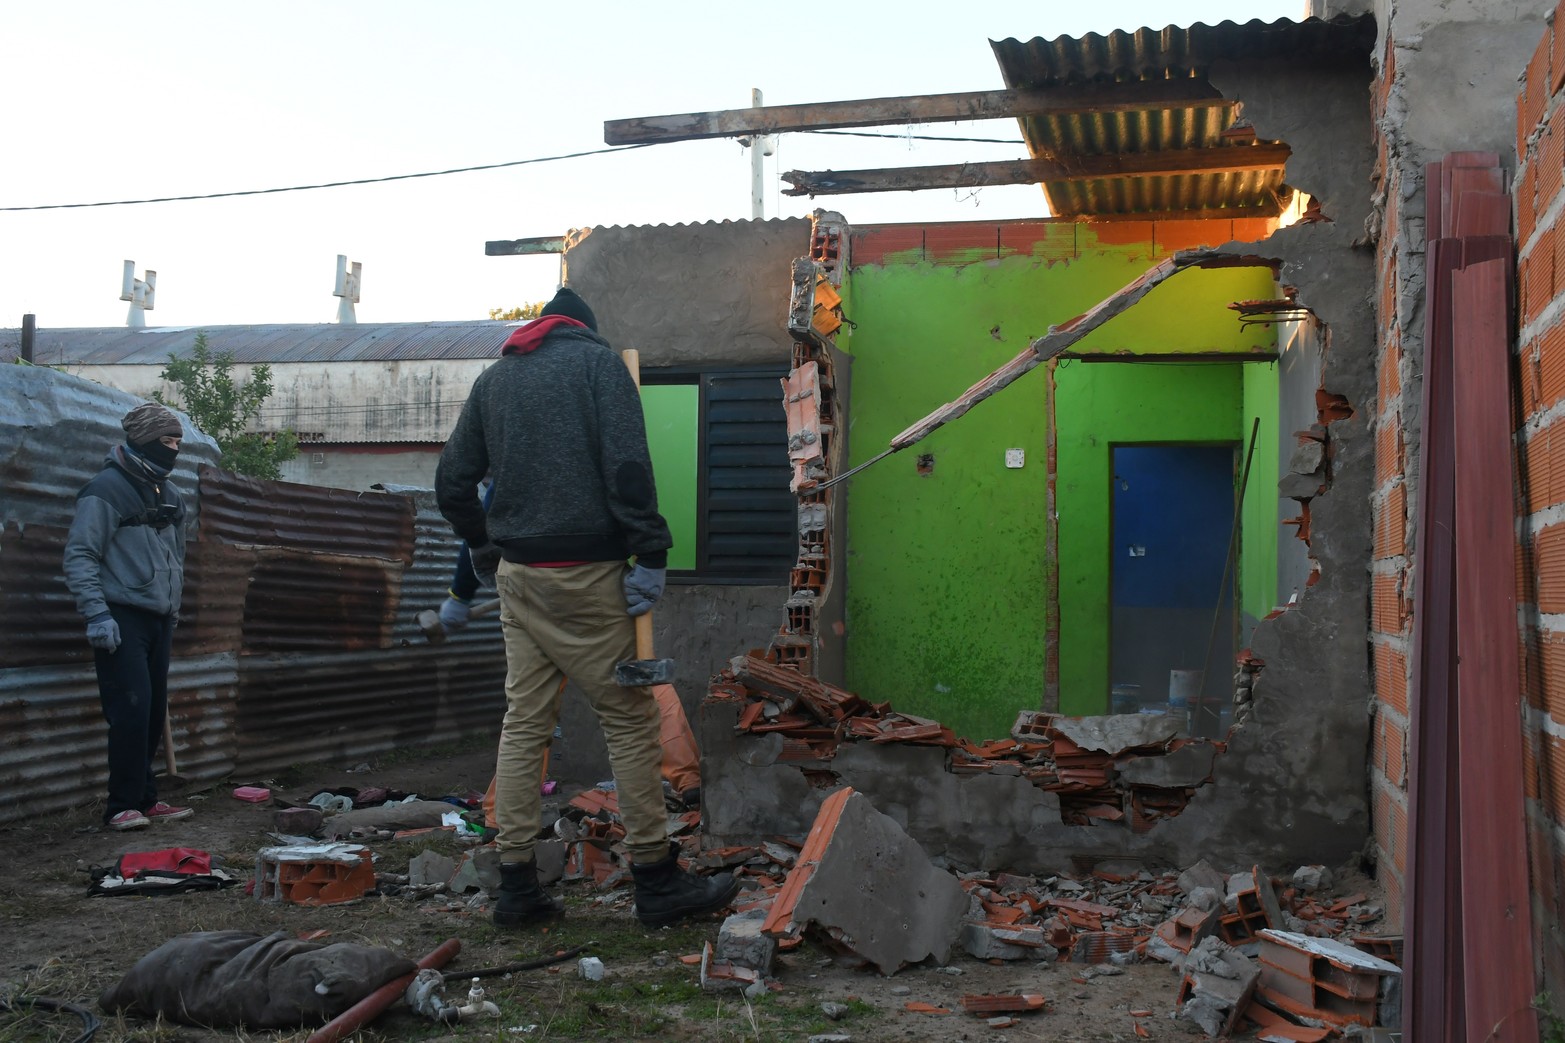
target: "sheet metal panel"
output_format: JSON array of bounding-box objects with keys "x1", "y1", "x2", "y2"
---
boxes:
[
  {"x1": 989, "y1": 15, "x2": 1374, "y2": 218},
  {"x1": 234, "y1": 647, "x2": 505, "y2": 777},
  {"x1": 1451, "y1": 256, "x2": 1539, "y2": 1043},
  {"x1": 22, "y1": 321, "x2": 516, "y2": 367},
  {"x1": 0, "y1": 654, "x2": 238, "y2": 826},
  {"x1": 198, "y1": 467, "x2": 415, "y2": 563}
]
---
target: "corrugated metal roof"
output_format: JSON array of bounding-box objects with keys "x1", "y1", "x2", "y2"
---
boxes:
[
  {"x1": 18, "y1": 321, "x2": 518, "y2": 366},
  {"x1": 989, "y1": 15, "x2": 1375, "y2": 218}
]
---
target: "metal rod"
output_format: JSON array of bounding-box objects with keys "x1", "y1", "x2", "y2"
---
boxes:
[
  {"x1": 811, "y1": 445, "x2": 898, "y2": 492},
  {"x1": 1193, "y1": 416, "x2": 1261, "y2": 735}
]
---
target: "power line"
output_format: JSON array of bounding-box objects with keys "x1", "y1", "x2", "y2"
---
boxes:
[{"x1": 0, "y1": 144, "x2": 654, "y2": 212}]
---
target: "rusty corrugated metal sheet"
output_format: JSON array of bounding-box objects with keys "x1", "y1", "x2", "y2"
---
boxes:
[
  {"x1": 0, "y1": 654, "x2": 239, "y2": 825},
  {"x1": 198, "y1": 467, "x2": 415, "y2": 562},
  {"x1": 18, "y1": 321, "x2": 515, "y2": 367},
  {"x1": 989, "y1": 15, "x2": 1375, "y2": 217}
]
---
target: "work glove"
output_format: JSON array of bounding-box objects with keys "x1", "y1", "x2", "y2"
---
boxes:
[
  {"x1": 469, "y1": 542, "x2": 502, "y2": 589},
  {"x1": 86, "y1": 612, "x2": 121, "y2": 654},
  {"x1": 623, "y1": 564, "x2": 666, "y2": 617},
  {"x1": 438, "y1": 595, "x2": 471, "y2": 631}
]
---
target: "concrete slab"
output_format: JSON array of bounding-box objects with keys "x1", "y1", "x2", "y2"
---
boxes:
[
  {"x1": 1052, "y1": 714, "x2": 1181, "y2": 753},
  {"x1": 1119, "y1": 742, "x2": 1219, "y2": 787},
  {"x1": 775, "y1": 789, "x2": 970, "y2": 976}
]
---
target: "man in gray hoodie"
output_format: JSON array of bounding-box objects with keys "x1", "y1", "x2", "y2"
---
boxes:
[
  {"x1": 63, "y1": 402, "x2": 194, "y2": 831},
  {"x1": 436, "y1": 287, "x2": 736, "y2": 929}
]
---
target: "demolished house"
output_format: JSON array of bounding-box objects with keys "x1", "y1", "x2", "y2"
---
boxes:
[{"x1": 4, "y1": 0, "x2": 1564, "y2": 1037}]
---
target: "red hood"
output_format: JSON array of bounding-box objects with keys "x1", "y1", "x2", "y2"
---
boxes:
[{"x1": 501, "y1": 315, "x2": 587, "y2": 355}]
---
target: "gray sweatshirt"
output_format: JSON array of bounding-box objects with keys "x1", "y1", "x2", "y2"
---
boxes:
[
  {"x1": 62, "y1": 447, "x2": 188, "y2": 619},
  {"x1": 435, "y1": 324, "x2": 671, "y2": 568}
]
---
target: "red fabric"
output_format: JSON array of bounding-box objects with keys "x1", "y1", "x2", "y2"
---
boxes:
[
  {"x1": 500, "y1": 315, "x2": 586, "y2": 355},
  {"x1": 117, "y1": 848, "x2": 212, "y2": 877}
]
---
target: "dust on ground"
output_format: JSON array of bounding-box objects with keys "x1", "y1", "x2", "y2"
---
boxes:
[{"x1": 0, "y1": 736, "x2": 1318, "y2": 1043}]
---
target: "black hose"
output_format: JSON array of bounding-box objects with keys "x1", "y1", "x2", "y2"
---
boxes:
[
  {"x1": 443, "y1": 943, "x2": 590, "y2": 980},
  {"x1": 0, "y1": 996, "x2": 102, "y2": 1043}
]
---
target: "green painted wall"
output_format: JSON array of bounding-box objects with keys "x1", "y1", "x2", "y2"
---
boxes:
[
  {"x1": 842, "y1": 229, "x2": 1276, "y2": 738},
  {"x1": 642, "y1": 384, "x2": 699, "y2": 572},
  {"x1": 1241, "y1": 362, "x2": 1281, "y2": 628}
]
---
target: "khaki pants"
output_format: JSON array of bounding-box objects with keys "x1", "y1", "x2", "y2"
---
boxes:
[{"x1": 494, "y1": 559, "x2": 667, "y2": 864}]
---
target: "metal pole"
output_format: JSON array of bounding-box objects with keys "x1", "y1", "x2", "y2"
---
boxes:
[
  {"x1": 750, "y1": 88, "x2": 765, "y2": 219},
  {"x1": 1193, "y1": 416, "x2": 1261, "y2": 735},
  {"x1": 20, "y1": 314, "x2": 35, "y2": 363}
]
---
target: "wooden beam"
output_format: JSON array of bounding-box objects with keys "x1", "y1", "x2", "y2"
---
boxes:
[
  {"x1": 782, "y1": 144, "x2": 1290, "y2": 196},
  {"x1": 605, "y1": 81, "x2": 1228, "y2": 145},
  {"x1": 485, "y1": 237, "x2": 567, "y2": 256}
]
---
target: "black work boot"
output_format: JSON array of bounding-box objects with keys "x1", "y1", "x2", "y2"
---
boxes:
[
  {"x1": 493, "y1": 859, "x2": 564, "y2": 928},
  {"x1": 630, "y1": 843, "x2": 739, "y2": 927}
]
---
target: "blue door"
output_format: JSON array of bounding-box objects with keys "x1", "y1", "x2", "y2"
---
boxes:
[{"x1": 1110, "y1": 444, "x2": 1236, "y2": 732}]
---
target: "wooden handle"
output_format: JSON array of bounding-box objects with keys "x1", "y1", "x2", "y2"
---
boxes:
[
  {"x1": 162, "y1": 714, "x2": 178, "y2": 776},
  {"x1": 634, "y1": 611, "x2": 655, "y2": 659},
  {"x1": 470, "y1": 597, "x2": 502, "y2": 619},
  {"x1": 622, "y1": 348, "x2": 640, "y2": 388}
]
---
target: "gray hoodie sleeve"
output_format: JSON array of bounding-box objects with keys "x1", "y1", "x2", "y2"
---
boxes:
[
  {"x1": 435, "y1": 386, "x2": 492, "y2": 546},
  {"x1": 594, "y1": 357, "x2": 672, "y2": 567},
  {"x1": 62, "y1": 493, "x2": 116, "y2": 620}
]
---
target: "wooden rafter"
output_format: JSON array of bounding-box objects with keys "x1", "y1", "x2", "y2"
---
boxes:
[
  {"x1": 781, "y1": 144, "x2": 1290, "y2": 196},
  {"x1": 604, "y1": 81, "x2": 1228, "y2": 145}
]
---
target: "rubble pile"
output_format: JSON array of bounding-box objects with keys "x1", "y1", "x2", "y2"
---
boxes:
[{"x1": 715, "y1": 652, "x2": 1229, "y2": 827}]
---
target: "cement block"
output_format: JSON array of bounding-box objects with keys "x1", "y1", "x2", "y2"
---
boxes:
[
  {"x1": 1179, "y1": 860, "x2": 1227, "y2": 897},
  {"x1": 1053, "y1": 714, "x2": 1180, "y2": 753},
  {"x1": 408, "y1": 850, "x2": 456, "y2": 888},
  {"x1": 1118, "y1": 742, "x2": 1219, "y2": 787},
  {"x1": 1179, "y1": 938, "x2": 1260, "y2": 1037},
  {"x1": 716, "y1": 912, "x2": 777, "y2": 974},
  {"x1": 784, "y1": 789, "x2": 970, "y2": 976},
  {"x1": 960, "y1": 921, "x2": 1058, "y2": 961}
]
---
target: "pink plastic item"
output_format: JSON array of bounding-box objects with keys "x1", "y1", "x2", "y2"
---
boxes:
[{"x1": 233, "y1": 786, "x2": 271, "y2": 802}]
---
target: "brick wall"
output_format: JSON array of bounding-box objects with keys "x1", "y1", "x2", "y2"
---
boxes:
[
  {"x1": 1515, "y1": 3, "x2": 1565, "y2": 996},
  {"x1": 1369, "y1": 30, "x2": 1413, "y2": 935}
]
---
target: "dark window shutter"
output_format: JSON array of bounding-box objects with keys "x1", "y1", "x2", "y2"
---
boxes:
[{"x1": 700, "y1": 369, "x2": 793, "y2": 580}]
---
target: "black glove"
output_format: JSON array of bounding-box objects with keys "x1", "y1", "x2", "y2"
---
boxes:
[{"x1": 470, "y1": 543, "x2": 502, "y2": 589}]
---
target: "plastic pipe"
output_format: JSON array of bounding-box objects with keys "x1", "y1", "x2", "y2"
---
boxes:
[{"x1": 305, "y1": 937, "x2": 461, "y2": 1043}]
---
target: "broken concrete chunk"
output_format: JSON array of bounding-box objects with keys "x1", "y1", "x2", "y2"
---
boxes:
[
  {"x1": 764, "y1": 788, "x2": 969, "y2": 976},
  {"x1": 1118, "y1": 742, "x2": 1218, "y2": 787},
  {"x1": 1288, "y1": 440, "x2": 1326, "y2": 475},
  {"x1": 534, "y1": 839, "x2": 566, "y2": 886},
  {"x1": 716, "y1": 912, "x2": 777, "y2": 975},
  {"x1": 407, "y1": 850, "x2": 456, "y2": 888},
  {"x1": 1178, "y1": 860, "x2": 1227, "y2": 897},
  {"x1": 1052, "y1": 713, "x2": 1180, "y2": 754},
  {"x1": 1278, "y1": 472, "x2": 1326, "y2": 500},
  {"x1": 819, "y1": 1001, "x2": 850, "y2": 1020},
  {"x1": 960, "y1": 922, "x2": 1058, "y2": 962},
  {"x1": 1187, "y1": 886, "x2": 1221, "y2": 912},
  {"x1": 1177, "y1": 937, "x2": 1260, "y2": 1037}
]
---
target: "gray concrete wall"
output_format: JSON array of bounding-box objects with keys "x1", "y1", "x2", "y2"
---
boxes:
[
  {"x1": 278, "y1": 447, "x2": 441, "y2": 491},
  {"x1": 561, "y1": 219, "x2": 811, "y2": 368}
]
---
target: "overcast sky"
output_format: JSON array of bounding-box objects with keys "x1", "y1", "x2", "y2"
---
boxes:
[{"x1": 1, "y1": 1, "x2": 1301, "y2": 330}]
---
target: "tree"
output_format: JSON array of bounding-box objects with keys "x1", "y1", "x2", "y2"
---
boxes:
[
  {"x1": 155, "y1": 332, "x2": 300, "y2": 480},
  {"x1": 488, "y1": 302, "x2": 546, "y2": 321}
]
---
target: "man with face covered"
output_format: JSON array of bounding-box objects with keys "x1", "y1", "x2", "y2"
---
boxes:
[{"x1": 64, "y1": 402, "x2": 193, "y2": 831}]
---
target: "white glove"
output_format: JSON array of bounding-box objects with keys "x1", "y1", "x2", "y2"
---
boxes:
[{"x1": 438, "y1": 596, "x2": 471, "y2": 631}]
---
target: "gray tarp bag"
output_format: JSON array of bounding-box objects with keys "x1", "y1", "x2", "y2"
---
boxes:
[{"x1": 100, "y1": 930, "x2": 415, "y2": 1029}]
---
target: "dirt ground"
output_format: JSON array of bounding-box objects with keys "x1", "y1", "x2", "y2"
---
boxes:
[{"x1": 0, "y1": 737, "x2": 1318, "y2": 1043}]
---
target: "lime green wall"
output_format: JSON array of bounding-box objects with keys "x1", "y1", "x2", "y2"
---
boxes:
[
  {"x1": 642, "y1": 384, "x2": 699, "y2": 572},
  {"x1": 1241, "y1": 362, "x2": 1281, "y2": 627},
  {"x1": 842, "y1": 229, "x2": 1276, "y2": 737}
]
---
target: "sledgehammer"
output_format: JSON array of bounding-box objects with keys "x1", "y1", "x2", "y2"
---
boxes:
[
  {"x1": 613, "y1": 346, "x2": 675, "y2": 689},
  {"x1": 417, "y1": 598, "x2": 501, "y2": 644}
]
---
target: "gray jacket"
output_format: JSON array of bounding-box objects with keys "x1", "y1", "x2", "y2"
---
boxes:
[{"x1": 63, "y1": 447, "x2": 188, "y2": 619}]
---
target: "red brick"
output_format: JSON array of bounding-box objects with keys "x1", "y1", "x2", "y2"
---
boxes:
[
  {"x1": 1379, "y1": 331, "x2": 1402, "y2": 411},
  {"x1": 1521, "y1": 91, "x2": 1534, "y2": 164},
  {"x1": 1521, "y1": 416, "x2": 1562, "y2": 513},
  {"x1": 1521, "y1": 161, "x2": 1539, "y2": 248},
  {"x1": 1379, "y1": 860, "x2": 1404, "y2": 925},
  {"x1": 1537, "y1": 321, "x2": 1565, "y2": 414},
  {"x1": 1375, "y1": 714, "x2": 1407, "y2": 788},
  {"x1": 1540, "y1": 628, "x2": 1565, "y2": 722},
  {"x1": 1378, "y1": 255, "x2": 1398, "y2": 336},
  {"x1": 1547, "y1": 734, "x2": 1565, "y2": 824},
  {"x1": 1535, "y1": 523, "x2": 1565, "y2": 613},
  {"x1": 1374, "y1": 416, "x2": 1404, "y2": 485},
  {"x1": 1524, "y1": 248, "x2": 1555, "y2": 326},
  {"x1": 1555, "y1": 7, "x2": 1565, "y2": 93},
  {"x1": 1372, "y1": 571, "x2": 1407, "y2": 636},
  {"x1": 1526, "y1": 31, "x2": 1552, "y2": 138},
  {"x1": 1542, "y1": 125, "x2": 1565, "y2": 219},
  {"x1": 1390, "y1": 796, "x2": 1408, "y2": 874},
  {"x1": 1375, "y1": 483, "x2": 1407, "y2": 560},
  {"x1": 1375, "y1": 642, "x2": 1409, "y2": 717}
]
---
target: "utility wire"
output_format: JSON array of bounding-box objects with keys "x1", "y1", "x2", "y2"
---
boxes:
[{"x1": 0, "y1": 144, "x2": 654, "y2": 212}]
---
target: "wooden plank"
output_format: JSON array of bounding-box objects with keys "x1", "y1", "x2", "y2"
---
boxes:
[
  {"x1": 605, "y1": 82, "x2": 1229, "y2": 145},
  {"x1": 782, "y1": 145, "x2": 1290, "y2": 197},
  {"x1": 1451, "y1": 256, "x2": 1541, "y2": 1043},
  {"x1": 483, "y1": 237, "x2": 567, "y2": 256}
]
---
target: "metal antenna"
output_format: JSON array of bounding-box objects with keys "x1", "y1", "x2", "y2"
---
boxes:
[
  {"x1": 333, "y1": 254, "x2": 362, "y2": 324},
  {"x1": 120, "y1": 260, "x2": 156, "y2": 328}
]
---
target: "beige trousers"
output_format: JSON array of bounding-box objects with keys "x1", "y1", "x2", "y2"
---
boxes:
[{"x1": 494, "y1": 559, "x2": 668, "y2": 864}]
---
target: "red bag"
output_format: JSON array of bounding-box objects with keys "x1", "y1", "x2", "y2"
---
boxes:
[{"x1": 115, "y1": 848, "x2": 212, "y2": 878}]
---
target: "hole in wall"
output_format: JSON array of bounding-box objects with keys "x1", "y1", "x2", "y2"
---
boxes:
[{"x1": 917, "y1": 453, "x2": 935, "y2": 476}]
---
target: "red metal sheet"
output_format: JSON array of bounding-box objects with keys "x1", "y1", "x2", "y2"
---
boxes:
[{"x1": 1451, "y1": 255, "x2": 1540, "y2": 1043}]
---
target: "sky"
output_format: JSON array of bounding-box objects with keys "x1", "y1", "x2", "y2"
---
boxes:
[{"x1": 1, "y1": 1, "x2": 1301, "y2": 331}]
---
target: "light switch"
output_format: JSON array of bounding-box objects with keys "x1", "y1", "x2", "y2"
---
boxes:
[{"x1": 1004, "y1": 448, "x2": 1025, "y2": 469}]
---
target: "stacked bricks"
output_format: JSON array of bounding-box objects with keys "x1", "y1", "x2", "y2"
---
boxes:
[
  {"x1": 1514, "y1": 4, "x2": 1565, "y2": 997},
  {"x1": 1367, "y1": 22, "x2": 1413, "y2": 936},
  {"x1": 768, "y1": 212, "x2": 849, "y2": 674}
]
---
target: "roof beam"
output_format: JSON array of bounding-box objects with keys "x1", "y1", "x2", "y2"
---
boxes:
[
  {"x1": 781, "y1": 144, "x2": 1290, "y2": 196},
  {"x1": 485, "y1": 237, "x2": 567, "y2": 256},
  {"x1": 604, "y1": 81, "x2": 1229, "y2": 145}
]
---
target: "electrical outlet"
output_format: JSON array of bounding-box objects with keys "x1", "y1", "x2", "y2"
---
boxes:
[{"x1": 1004, "y1": 448, "x2": 1025, "y2": 469}]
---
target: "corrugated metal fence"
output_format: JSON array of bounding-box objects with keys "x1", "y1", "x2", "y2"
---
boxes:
[{"x1": 0, "y1": 368, "x2": 504, "y2": 825}]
